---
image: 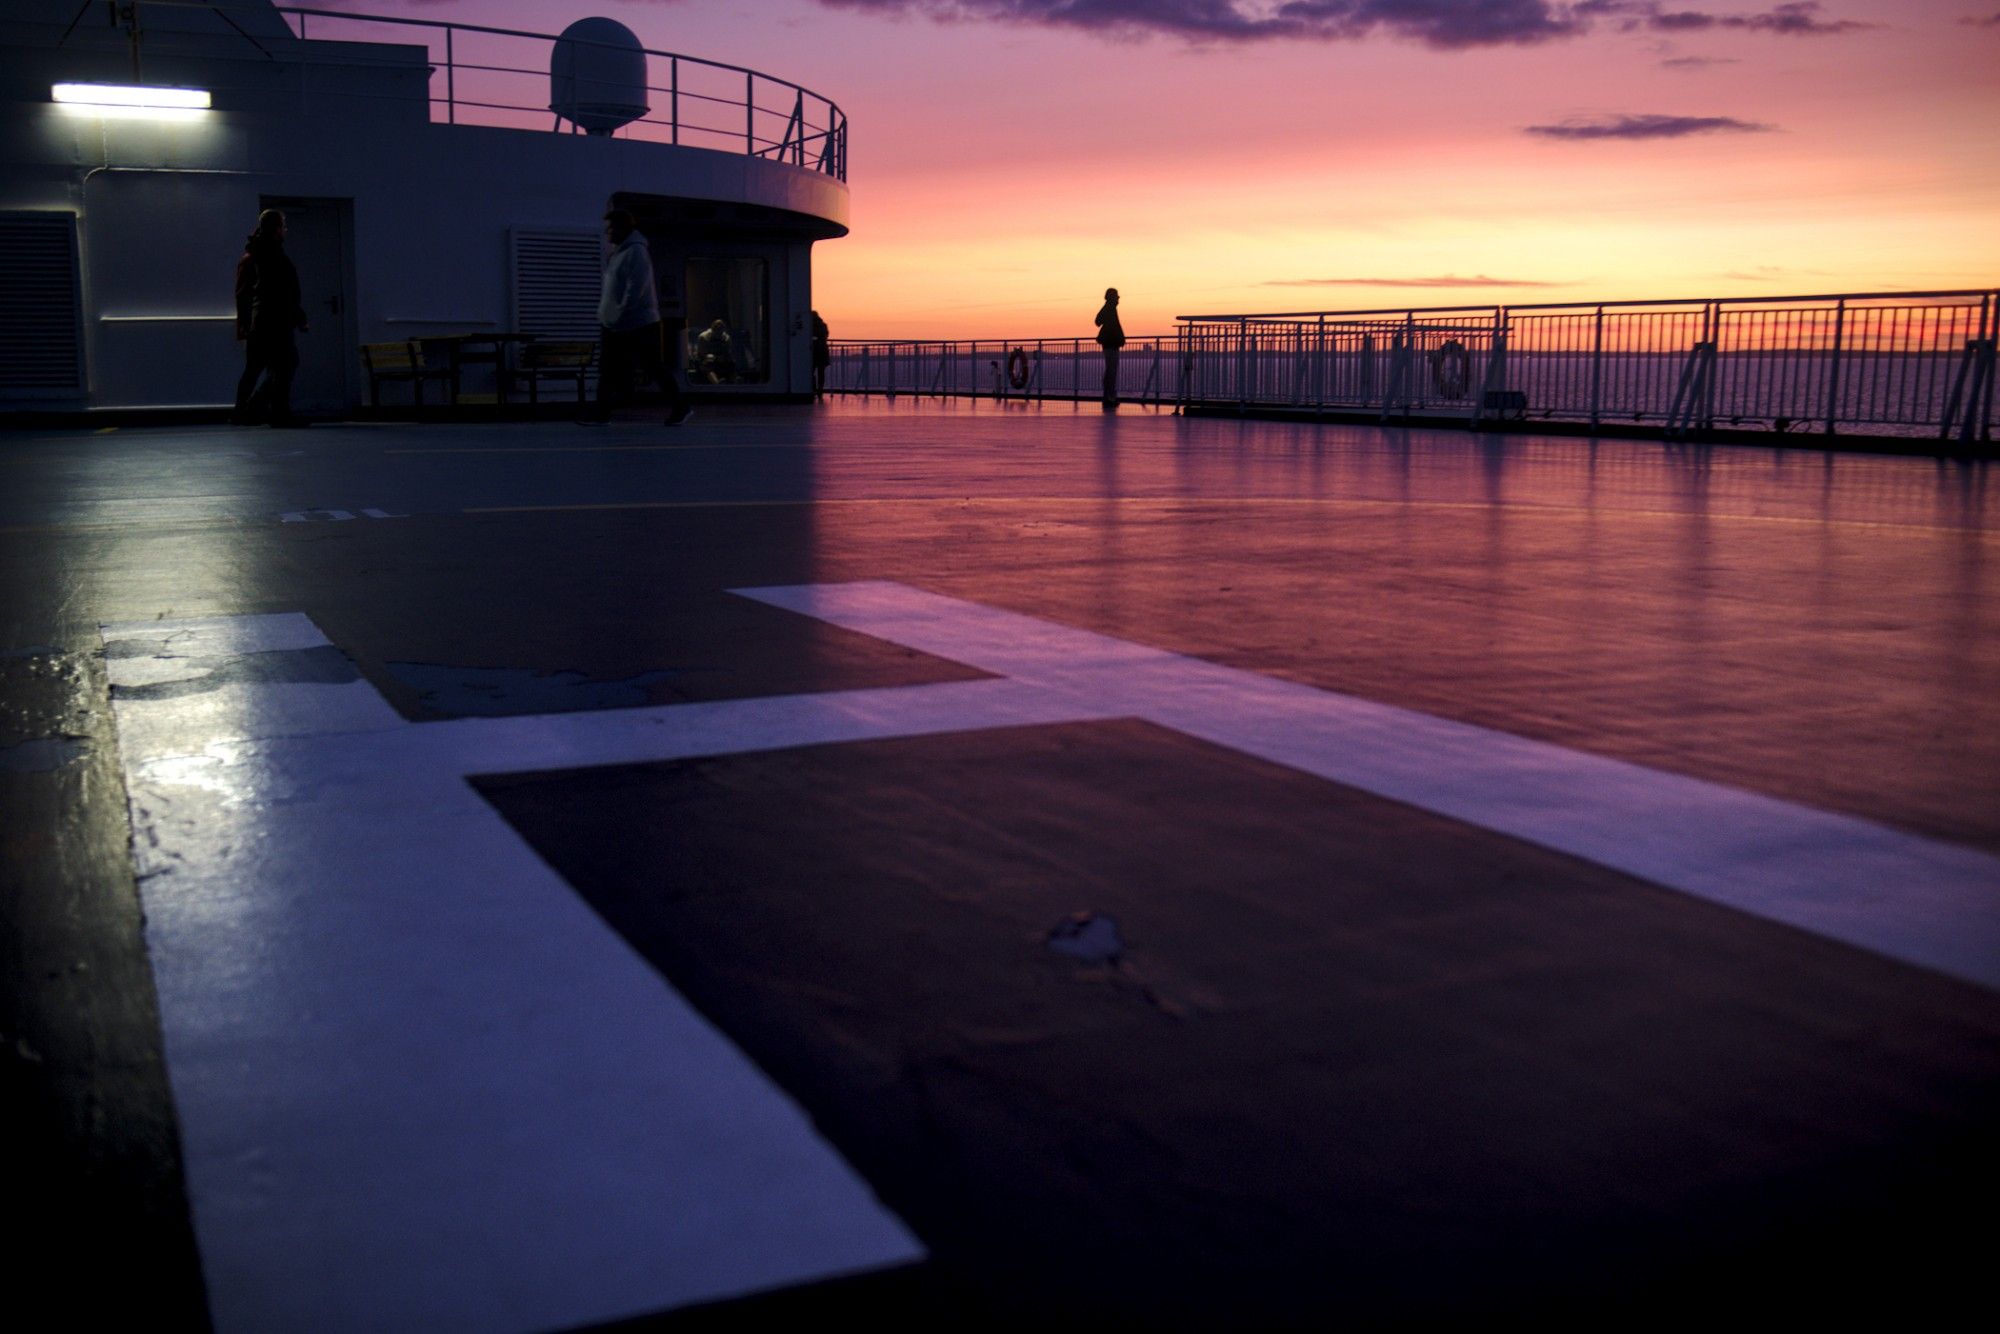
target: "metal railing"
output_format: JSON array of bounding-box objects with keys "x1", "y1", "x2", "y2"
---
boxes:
[
  {"x1": 826, "y1": 337, "x2": 1178, "y2": 407},
  {"x1": 274, "y1": 6, "x2": 845, "y2": 178},
  {"x1": 1177, "y1": 291, "x2": 1997, "y2": 444},
  {"x1": 827, "y1": 292, "x2": 1996, "y2": 444}
]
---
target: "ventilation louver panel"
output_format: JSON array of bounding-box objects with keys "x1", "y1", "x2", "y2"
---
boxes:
[
  {"x1": 511, "y1": 230, "x2": 601, "y2": 341},
  {"x1": 0, "y1": 213, "x2": 84, "y2": 394}
]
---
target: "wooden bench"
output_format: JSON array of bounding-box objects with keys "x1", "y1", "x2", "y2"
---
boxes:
[
  {"x1": 505, "y1": 339, "x2": 596, "y2": 405},
  {"x1": 360, "y1": 341, "x2": 451, "y2": 409}
]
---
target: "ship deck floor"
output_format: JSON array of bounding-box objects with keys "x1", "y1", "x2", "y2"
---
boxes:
[{"x1": 5, "y1": 400, "x2": 1997, "y2": 1330}]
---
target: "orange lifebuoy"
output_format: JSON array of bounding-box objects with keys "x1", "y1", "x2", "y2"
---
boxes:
[{"x1": 1006, "y1": 346, "x2": 1030, "y2": 391}]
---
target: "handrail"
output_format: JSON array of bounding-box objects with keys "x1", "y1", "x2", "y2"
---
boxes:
[
  {"x1": 268, "y1": 5, "x2": 846, "y2": 179},
  {"x1": 830, "y1": 336, "x2": 1174, "y2": 349},
  {"x1": 823, "y1": 288, "x2": 1998, "y2": 445},
  {"x1": 1184, "y1": 288, "x2": 1993, "y2": 322},
  {"x1": 277, "y1": 7, "x2": 844, "y2": 113}
]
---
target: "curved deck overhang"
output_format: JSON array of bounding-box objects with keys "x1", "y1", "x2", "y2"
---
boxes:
[{"x1": 419, "y1": 123, "x2": 849, "y2": 240}]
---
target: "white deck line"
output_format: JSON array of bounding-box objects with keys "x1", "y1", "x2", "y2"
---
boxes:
[
  {"x1": 734, "y1": 580, "x2": 2000, "y2": 992},
  {"x1": 101, "y1": 622, "x2": 1093, "y2": 1332},
  {"x1": 100, "y1": 584, "x2": 2000, "y2": 1329}
]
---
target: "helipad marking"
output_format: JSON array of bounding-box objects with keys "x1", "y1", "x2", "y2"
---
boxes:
[
  {"x1": 100, "y1": 584, "x2": 2000, "y2": 1328},
  {"x1": 736, "y1": 580, "x2": 2000, "y2": 993},
  {"x1": 102, "y1": 621, "x2": 1134, "y2": 1330}
]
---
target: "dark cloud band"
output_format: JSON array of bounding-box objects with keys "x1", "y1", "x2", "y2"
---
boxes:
[
  {"x1": 812, "y1": 1, "x2": 1870, "y2": 48},
  {"x1": 1575, "y1": 1, "x2": 1870, "y2": 35},
  {"x1": 1524, "y1": 112, "x2": 1775, "y2": 138}
]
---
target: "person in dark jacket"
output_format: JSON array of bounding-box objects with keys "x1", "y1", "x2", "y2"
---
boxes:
[
  {"x1": 1094, "y1": 287, "x2": 1125, "y2": 410},
  {"x1": 233, "y1": 209, "x2": 309, "y2": 427}
]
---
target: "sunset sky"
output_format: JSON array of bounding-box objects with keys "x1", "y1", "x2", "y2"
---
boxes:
[{"x1": 347, "y1": 1, "x2": 1996, "y2": 337}]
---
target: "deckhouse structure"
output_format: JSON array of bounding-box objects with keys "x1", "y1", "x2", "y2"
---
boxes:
[{"x1": 0, "y1": 1, "x2": 849, "y2": 413}]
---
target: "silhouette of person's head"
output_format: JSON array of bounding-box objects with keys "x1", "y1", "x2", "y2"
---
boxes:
[
  {"x1": 1104, "y1": 287, "x2": 1118, "y2": 303},
  {"x1": 603, "y1": 209, "x2": 636, "y2": 243},
  {"x1": 255, "y1": 209, "x2": 286, "y2": 244}
]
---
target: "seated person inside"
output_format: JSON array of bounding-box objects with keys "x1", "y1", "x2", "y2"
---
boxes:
[{"x1": 693, "y1": 319, "x2": 738, "y2": 384}]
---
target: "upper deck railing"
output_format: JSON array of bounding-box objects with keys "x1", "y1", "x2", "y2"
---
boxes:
[
  {"x1": 828, "y1": 289, "x2": 1996, "y2": 445},
  {"x1": 273, "y1": 6, "x2": 846, "y2": 179}
]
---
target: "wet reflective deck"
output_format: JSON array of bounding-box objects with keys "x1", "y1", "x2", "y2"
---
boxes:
[{"x1": 5, "y1": 402, "x2": 1997, "y2": 1330}]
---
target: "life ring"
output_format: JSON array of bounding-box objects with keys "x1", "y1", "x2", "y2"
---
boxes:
[
  {"x1": 1007, "y1": 346, "x2": 1031, "y2": 391},
  {"x1": 1430, "y1": 339, "x2": 1470, "y2": 398}
]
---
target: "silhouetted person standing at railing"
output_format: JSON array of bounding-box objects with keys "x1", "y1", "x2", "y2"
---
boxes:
[
  {"x1": 233, "y1": 209, "x2": 309, "y2": 427},
  {"x1": 1095, "y1": 286, "x2": 1125, "y2": 410},
  {"x1": 811, "y1": 310, "x2": 830, "y2": 399},
  {"x1": 594, "y1": 209, "x2": 691, "y2": 425}
]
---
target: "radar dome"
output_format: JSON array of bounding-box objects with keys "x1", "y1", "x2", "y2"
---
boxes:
[{"x1": 550, "y1": 18, "x2": 649, "y2": 136}]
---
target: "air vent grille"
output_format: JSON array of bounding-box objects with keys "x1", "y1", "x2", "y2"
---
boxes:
[
  {"x1": 0, "y1": 213, "x2": 84, "y2": 393},
  {"x1": 511, "y1": 230, "x2": 601, "y2": 341}
]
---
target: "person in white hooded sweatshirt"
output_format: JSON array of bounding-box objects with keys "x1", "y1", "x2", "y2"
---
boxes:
[{"x1": 593, "y1": 209, "x2": 691, "y2": 424}]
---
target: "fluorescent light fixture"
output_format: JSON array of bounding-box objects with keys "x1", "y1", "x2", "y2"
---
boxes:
[{"x1": 53, "y1": 82, "x2": 211, "y2": 109}]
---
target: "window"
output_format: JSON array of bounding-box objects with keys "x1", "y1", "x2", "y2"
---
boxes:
[{"x1": 685, "y1": 257, "x2": 768, "y2": 385}]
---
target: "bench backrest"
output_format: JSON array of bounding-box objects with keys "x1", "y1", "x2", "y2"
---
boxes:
[
  {"x1": 361, "y1": 341, "x2": 421, "y2": 373},
  {"x1": 522, "y1": 340, "x2": 596, "y2": 370}
]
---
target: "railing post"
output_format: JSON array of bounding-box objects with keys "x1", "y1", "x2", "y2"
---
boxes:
[
  {"x1": 670, "y1": 58, "x2": 679, "y2": 145},
  {"x1": 1314, "y1": 314, "x2": 1326, "y2": 416},
  {"x1": 445, "y1": 27, "x2": 455, "y2": 125},
  {"x1": 1701, "y1": 302, "x2": 1719, "y2": 433},
  {"x1": 1471, "y1": 309, "x2": 1507, "y2": 429},
  {"x1": 1821, "y1": 297, "x2": 1845, "y2": 436},
  {"x1": 745, "y1": 71, "x2": 755, "y2": 155},
  {"x1": 1589, "y1": 306, "x2": 1604, "y2": 431},
  {"x1": 1172, "y1": 326, "x2": 1184, "y2": 413},
  {"x1": 1983, "y1": 293, "x2": 1998, "y2": 444},
  {"x1": 1237, "y1": 317, "x2": 1249, "y2": 414}
]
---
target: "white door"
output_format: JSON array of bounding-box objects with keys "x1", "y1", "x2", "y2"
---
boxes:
[{"x1": 267, "y1": 197, "x2": 353, "y2": 413}]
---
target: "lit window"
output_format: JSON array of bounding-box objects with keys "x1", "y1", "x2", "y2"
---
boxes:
[{"x1": 685, "y1": 258, "x2": 769, "y2": 385}]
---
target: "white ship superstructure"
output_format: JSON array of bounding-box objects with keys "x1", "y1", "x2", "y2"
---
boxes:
[{"x1": 0, "y1": 0, "x2": 849, "y2": 412}]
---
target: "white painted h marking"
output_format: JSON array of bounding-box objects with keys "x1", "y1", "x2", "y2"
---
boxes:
[{"x1": 102, "y1": 582, "x2": 2000, "y2": 1333}]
